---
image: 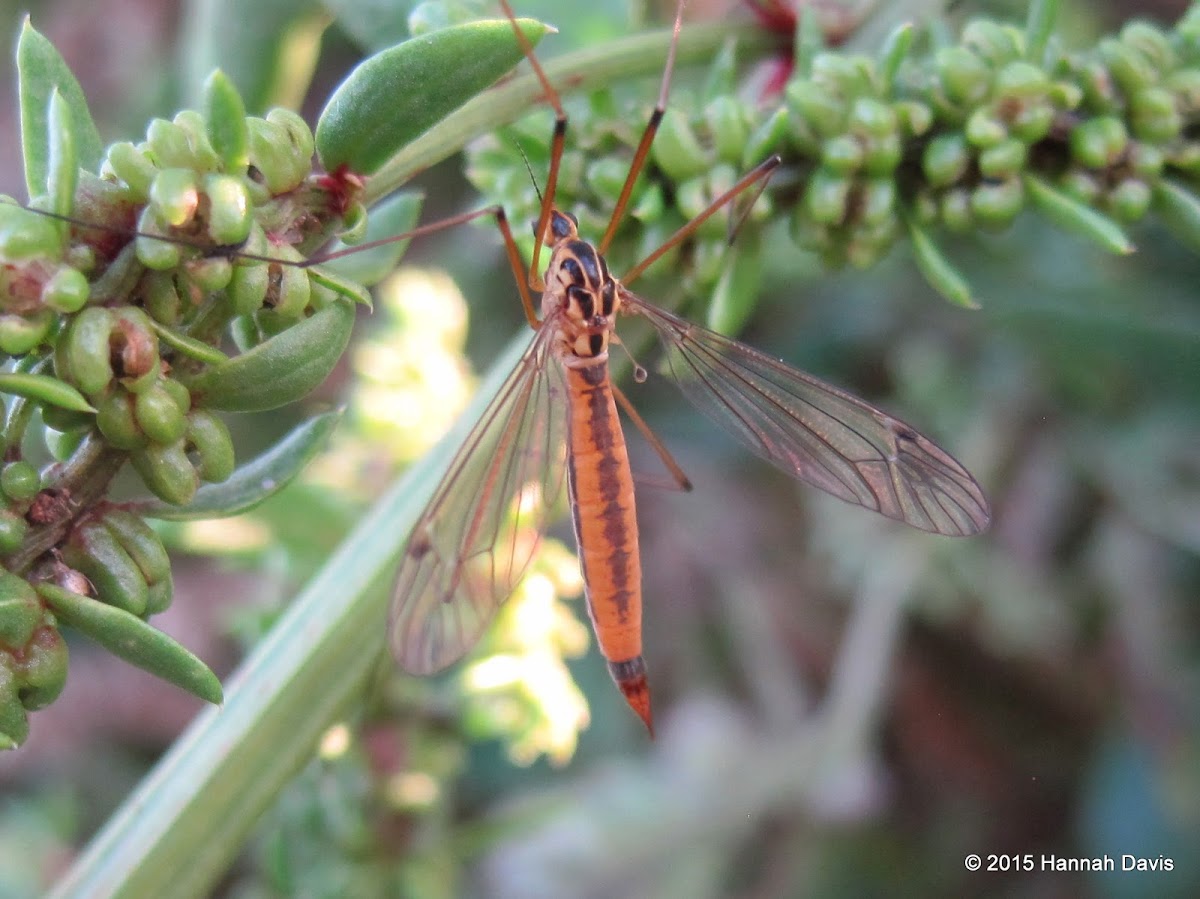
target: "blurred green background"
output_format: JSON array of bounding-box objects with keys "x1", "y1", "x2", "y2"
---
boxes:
[{"x1": 1, "y1": 1, "x2": 1198, "y2": 897}]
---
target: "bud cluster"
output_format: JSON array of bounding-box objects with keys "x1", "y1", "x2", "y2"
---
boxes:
[
  {"x1": 1, "y1": 48, "x2": 360, "y2": 746},
  {"x1": 466, "y1": 4, "x2": 1200, "y2": 310}
]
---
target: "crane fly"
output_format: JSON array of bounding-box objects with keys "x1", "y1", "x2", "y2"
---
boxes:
[{"x1": 386, "y1": 1, "x2": 991, "y2": 736}]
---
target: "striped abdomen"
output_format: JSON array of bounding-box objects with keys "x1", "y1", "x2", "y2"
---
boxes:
[{"x1": 563, "y1": 360, "x2": 652, "y2": 735}]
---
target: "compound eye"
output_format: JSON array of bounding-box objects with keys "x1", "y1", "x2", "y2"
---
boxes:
[{"x1": 550, "y1": 211, "x2": 577, "y2": 240}]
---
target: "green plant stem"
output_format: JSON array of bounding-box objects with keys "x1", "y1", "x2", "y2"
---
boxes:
[
  {"x1": 47, "y1": 331, "x2": 530, "y2": 899},
  {"x1": 364, "y1": 21, "x2": 781, "y2": 205}
]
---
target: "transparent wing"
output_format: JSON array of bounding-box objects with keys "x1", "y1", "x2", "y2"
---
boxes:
[
  {"x1": 624, "y1": 292, "x2": 990, "y2": 536},
  {"x1": 389, "y1": 326, "x2": 569, "y2": 674}
]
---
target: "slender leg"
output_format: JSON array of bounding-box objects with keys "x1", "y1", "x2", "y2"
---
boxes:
[
  {"x1": 612, "y1": 383, "x2": 692, "y2": 492},
  {"x1": 597, "y1": 0, "x2": 688, "y2": 256},
  {"x1": 622, "y1": 155, "x2": 781, "y2": 287}
]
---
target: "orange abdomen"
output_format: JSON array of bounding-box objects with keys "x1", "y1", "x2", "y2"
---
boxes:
[{"x1": 564, "y1": 361, "x2": 652, "y2": 734}]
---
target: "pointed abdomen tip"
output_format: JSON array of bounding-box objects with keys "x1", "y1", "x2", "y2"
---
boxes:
[{"x1": 608, "y1": 656, "x2": 654, "y2": 738}]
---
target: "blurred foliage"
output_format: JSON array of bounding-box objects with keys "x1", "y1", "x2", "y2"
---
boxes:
[{"x1": 2, "y1": 1, "x2": 1199, "y2": 899}]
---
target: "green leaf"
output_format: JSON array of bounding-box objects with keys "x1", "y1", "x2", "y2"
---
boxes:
[
  {"x1": 148, "y1": 319, "x2": 231, "y2": 366},
  {"x1": 182, "y1": 300, "x2": 356, "y2": 411},
  {"x1": 16, "y1": 18, "x2": 103, "y2": 200},
  {"x1": 132, "y1": 408, "x2": 343, "y2": 520},
  {"x1": 315, "y1": 17, "x2": 550, "y2": 175},
  {"x1": 906, "y1": 217, "x2": 979, "y2": 308},
  {"x1": 0, "y1": 372, "x2": 95, "y2": 412},
  {"x1": 316, "y1": 190, "x2": 425, "y2": 286},
  {"x1": 1024, "y1": 174, "x2": 1135, "y2": 255},
  {"x1": 37, "y1": 584, "x2": 222, "y2": 705},
  {"x1": 46, "y1": 89, "x2": 77, "y2": 245}
]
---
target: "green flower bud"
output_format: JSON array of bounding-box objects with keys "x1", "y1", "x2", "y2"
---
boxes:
[
  {"x1": 143, "y1": 271, "x2": 182, "y2": 324},
  {"x1": 273, "y1": 261, "x2": 312, "y2": 319},
  {"x1": 822, "y1": 135, "x2": 863, "y2": 174},
  {"x1": 160, "y1": 377, "x2": 192, "y2": 414},
  {"x1": 267, "y1": 108, "x2": 315, "y2": 166},
  {"x1": 923, "y1": 133, "x2": 970, "y2": 187},
  {"x1": 587, "y1": 157, "x2": 635, "y2": 205},
  {"x1": 971, "y1": 178, "x2": 1024, "y2": 227},
  {"x1": 0, "y1": 310, "x2": 54, "y2": 355},
  {"x1": 1047, "y1": 81, "x2": 1083, "y2": 111},
  {"x1": 1, "y1": 461, "x2": 40, "y2": 502},
  {"x1": 171, "y1": 110, "x2": 220, "y2": 172},
  {"x1": 111, "y1": 309, "x2": 161, "y2": 391},
  {"x1": 1009, "y1": 101, "x2": 1055, "y2": 143},
  {"x1": 0, "y1": 510, "x2": 27, "y2": 554},
  {"x1": 979, "y1": 137, "x2": 1027, "y2": 178},
  {"x1": 1130, "y1": 87, "x2": 1182, "y2": 143},
  {"x1": 1108, "y1": 178, "x2": 1151, "y2": 222},
  {"x1": 0, "y1": 203, "x2": 63, "y2": 259},
  {"x1": 1070, "y1": 116, "x2": 1128, "y2": 168},
  {"x1": 204, "y1": 70, "x2": 250, "y2": 173},
  {"x1": 149, "y1": 167, "x2": 200, "y2": 229},
  {"x1": 15, "y1": 627, "x2": 68, "y2": 709},
  {"x1": 186, "y1": 410, "x2": 235, "y2": 483},
  {"x1": 1119, "y1": 21, "x2": 1174, "y2": 72},
  {"x1": 105, "y1": 141, "x2": 158, "y2": 197},
  {"x1": 135, "y1": 207, "x2": 182, "y2": 271},
  {"x1": 64, "y1": 519, "x2": 149, "y2": 616},
  {"x1": 965, "y1": 109, "x2": 1008, "y2": 149},
  {"x1": 804, "y1": 168, "x2": 851, "y2": 225},
  {"x1": 62, "y1": 307, "x2": 115, "y2": 396},
  {"x1": 962, "y1": 19, "x2": 1024, "y2": 64},
  {"x1": 102, "y1": 510, "x2": 172, "y2": 593},
  {"x1": 0, "y1": 669, "x2": 30, "y2": 746},
  {"x1": 1061, "y1": 169, "x2": 1102, "y2": 205},
  {"x1": 936, "y1": 47, "x2": 991, "y2": 107},
  {"x1": 40, "y1": 266, "x2": 89, "y2": 313},
  {"x1": 228, "y1": 260, "x2": 269, "y2": 316},
  {"x1": 203, "y1": 173, "x2": 252, "y2": 245},
  {"x1": 96, "y1": 391, "x2": 143, "y2": 449},
  {"x1": 706, "y1": 234, "x2": 762, "y2": 335},
  {"x1": 849, "y1": 98, "x2": 896, "y2": 138},
  {"x1": 131, "y1": 439, "x2": 198, "y2": 506},
  {"x1": 787, "y1": 80, "x2": 847, "y2": 140},
  {"x1": 940, "y1": 188, "x2": 973, "y2": 232},
  {"x1": 135, "y1": 384, "x2": 188, "y2": 445},
  {"x1": 1099, "y1": 38, "x2": 1156, "y2": 95},
  {"x1": 742, "y1": 107, "x2": 789, "y2": 169},
  {"x1": 186, "y1": 256, "x2": 233, "y2": 293},
  {"x1": 630, "y1": 183, "x2": 664, "y2": 223},
  {"x1": 0, "y1": 571, "x2": 42, "y2": 648},
  {"x1": 706, "y1": 95, "x2": 749, "y2": 165},
  {"x1": 859, "y1": 178, "x2": 896, "y2": 226},
  {"x1": 894, "y1": 101, "x2": 932, "y2": 138},
  {"x1": 1166, "y1": 69, "x2": 1200, "y2": 115},
  {"x1": 145, "y1": 118, "x2": 195, "y2": 170},
  {"x1": 994, "y1": 61, "x2": 1049, "y2": 99},
  {"x1": 651, "y1": 108, "x2": 712, "y2": 181}
]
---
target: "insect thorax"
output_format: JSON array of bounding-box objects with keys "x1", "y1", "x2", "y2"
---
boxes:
[{"x1": 540, "y1": 209, "x2": 619, "y2": 363}]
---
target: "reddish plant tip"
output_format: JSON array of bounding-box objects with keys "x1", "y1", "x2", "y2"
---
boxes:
[{"x1": 316, "y1": 164, "x2": 366, "y2": 216}]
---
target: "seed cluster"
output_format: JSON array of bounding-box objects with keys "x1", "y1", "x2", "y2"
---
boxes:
[
  {"x1": 0, "y1": 64, "x2": 359, "y2": 745},
  {"x1": 468, "y1": 6, "x2": 1200, "y2": 311}
]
